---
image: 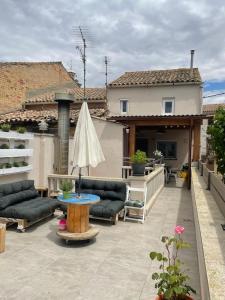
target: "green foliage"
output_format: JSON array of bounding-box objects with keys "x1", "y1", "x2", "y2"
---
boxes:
[
  {"x1": 16, "y1": 144, "x2": 25, "y2": 149},
  {"x1": 149, "y1": 234, "x2": 196, "y2": 299},
  {"x1": 16, "y1": 127, "x2": 26, "y2": 134},
  {"x1": 21, "y1": 161, "x2": 28, "y2": 166},
  {"x1": 207, "y1": 107, "x2": 225, "y2": 179},
  {"x1": 0, "y1": 143, "x2": 9, "y2": 149},
  {"x1": 131, "y1": 150, "x2": 148, "y2": 164},
  {"x1": 59, "y1": 180, "x2": 73, "y2": 192},
  {"x1": 0, "y1": 124, "x2": 11, "y2": 132},
  {"x1": 5, "y1": 162, "x2": 12, "y2": 168},
  {"x1": 13, "y1": 162, "x2": 20, "y2": 167}
]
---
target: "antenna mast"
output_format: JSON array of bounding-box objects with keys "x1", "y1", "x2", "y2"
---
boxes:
[
  {"x1": 104, "y1": 56, "x2": 108, "y2": 87},
  {"x1": 76, "y1": 26, "x2": 87, "y2": 101}
]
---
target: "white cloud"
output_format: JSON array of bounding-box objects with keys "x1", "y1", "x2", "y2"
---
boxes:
[{"x1": 0, "y1": 0, "x2": 225, "y2": 87}]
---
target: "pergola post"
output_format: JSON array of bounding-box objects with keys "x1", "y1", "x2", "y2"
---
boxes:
[
  {"x1": 193, "y1": 121, "x2": 201, "y2": 162},
  {"x1": 188, "y1": 120, "x2": 193, "y2": 189},
  {"x1": 129, "y1": 124, "x2": 136, "y2": 158}
]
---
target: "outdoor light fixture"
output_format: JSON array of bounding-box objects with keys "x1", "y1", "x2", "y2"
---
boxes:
[
  {"x1": 125, "y1": 127, "x2": 130, "y2": 134},
  {"x1": 38, "y1": 119, "x2": 48, "y2": 132}
]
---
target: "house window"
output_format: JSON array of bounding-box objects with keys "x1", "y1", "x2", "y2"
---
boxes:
[
  {"x1": 157, "y1": 141, "x2": 177, "y2": 159},
  {"x1": 162, "y1": 98, "x2": 175, "y2": 115},
  {"x1": 120, "y1": 100, "x2": 128, "y2": 114}
]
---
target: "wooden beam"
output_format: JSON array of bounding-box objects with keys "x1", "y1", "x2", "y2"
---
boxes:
[
  {"x1": 129, "y1": 124, "x2": 136, "y2": 157},
  {"x1": 123, "y1": 119, "x2": 191, "y2": 127},
  {"x1": 193, "y1": 123, "x2": 201, "y2": 161}
]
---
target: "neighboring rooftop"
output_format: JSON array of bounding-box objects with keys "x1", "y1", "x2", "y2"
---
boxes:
[
  {"x1": 0, "y1": 61, "x2": 79, "y2": 113},
  {"x1": 203, "y1": 103, "x2": 225, "y2": 115},
  {"x1": 0, "y1": 107, "x2": 106, "y2": 124},
  {"x1": 25, "y1": 87, "x2": 106, "y2": 105},
  {"x1": 109, "y1": 68, "x2": 202, "y2": 87}
]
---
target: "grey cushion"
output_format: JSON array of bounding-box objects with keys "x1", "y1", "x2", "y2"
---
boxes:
[
  {"x1": 76, "y1": 179, "x2": 126, "y2": 202},
  {"x1": 90, "y1": 200, "x2": 124, "y2": 218},
  {"x1": 0, "y1": 180, "x2": 35, "y2": 198},
  {"x1": 0, "y1": 189, "x2": 39, "y2": 209},
  {"x1": 0, "y1": 197, "x2": 59, "y2": 221}
]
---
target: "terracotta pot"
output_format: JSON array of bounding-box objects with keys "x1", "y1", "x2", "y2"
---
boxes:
[{"x1": 155, "y1": 295, "x2": 193, "y2": 300}]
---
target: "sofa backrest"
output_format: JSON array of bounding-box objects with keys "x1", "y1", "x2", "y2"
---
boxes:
[
  {"x1": 0, "y1": 180, "x2": 38, "y2": 209},
  {"x1": 76, "y1": 179, "x2": 127, "y2": 202}
]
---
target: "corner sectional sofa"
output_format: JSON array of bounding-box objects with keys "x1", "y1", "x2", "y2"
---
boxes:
[
  {"x1": 75, "y1": 179, "x2": 127, "y2": 224},
  {"x1": 0, "y1": 180, "x2": 59, "y2": 231}
]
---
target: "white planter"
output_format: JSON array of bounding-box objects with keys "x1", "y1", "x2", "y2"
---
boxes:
[
  {"x1": 0, "y1": 149, "x2": 33, "y2": 158},
  {"x1": 0, "y1": 131, "x2": 33, "y2": 140},
  {"x1": 0, "y1": 165, "x2": 32, "y2": 176}
]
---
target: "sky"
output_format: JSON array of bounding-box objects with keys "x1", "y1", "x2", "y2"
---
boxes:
[{"x1": 1, "y1": 0, "x2": 225, "y2": 104}]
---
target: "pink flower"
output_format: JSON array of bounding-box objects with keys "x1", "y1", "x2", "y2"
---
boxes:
[{"x1": 175, "y1": 225, "x2": 184, "y2": 235}]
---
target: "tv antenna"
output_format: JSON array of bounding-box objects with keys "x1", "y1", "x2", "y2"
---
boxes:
[{"x1": 75, "y1": 27, "x2": 87, "y2": 100}]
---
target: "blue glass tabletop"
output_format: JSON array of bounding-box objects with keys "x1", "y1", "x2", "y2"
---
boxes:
[{"x1": 57, "y1": 193, "x2": 100, "y2": 205}]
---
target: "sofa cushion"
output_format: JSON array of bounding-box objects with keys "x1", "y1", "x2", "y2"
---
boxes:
[
  {"x1": 90, "y1": 200, "x2": 124, "y2": 218},
  {"x1": 0, "y1": 197, "x2": 59, "y2": 221},
  {"x1": 0, "y1": 180, "x2": 35, "y2": 198},
  {"x1": 76, "y1": 179, "x2": 127, "y2": 202},
  {"x1": 0, "y1": 189, "x2": 39, "y2": 209}
]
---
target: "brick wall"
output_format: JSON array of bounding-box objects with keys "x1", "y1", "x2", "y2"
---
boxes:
[{"x1": 0, "y1": 62, "x2": 74, "y2": 114}]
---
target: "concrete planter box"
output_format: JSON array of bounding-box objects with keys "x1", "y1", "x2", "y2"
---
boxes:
[
  {"x1": 0, "y1": 165, "x2": 32, "y2": 176},
  {"x1": 0, "y1": 149, "x2": 33, "y2": 158},
  {"x1": 0, "y1": 131, "x2": 33, "y2": 140}
]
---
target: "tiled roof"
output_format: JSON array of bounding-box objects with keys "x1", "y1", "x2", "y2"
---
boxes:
[
  {"x1": 25, "y1": 88, "x2": 106, "y2": 104},
  {"x1": 109, "y1": 68, "x2": 202, "y2": 87},
  {"x1": 203, "y1": 103, "x2": 225, "y2": 115},
  {"x1": 0, "y1": 108, "x2": 107, "y2": 124},
  {"x1": 0, "y1": 61, "x2": 76, "y2": 113}
]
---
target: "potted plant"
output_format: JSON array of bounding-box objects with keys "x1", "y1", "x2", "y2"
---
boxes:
[
  {"x1": 149, "y1": 226, "x2": 196, "y2": 300},
  {"x1": 0, "y1": 143, "x2": 9, "y2": 149},
  {"x1": 131, "y1": 150, "x2": 148, "y2": 176},
  {"x1": 16, "y1": 127, "x2": 26, "y2": 134},
  {"x1": 59, "y1": 180, "x2": 73, "y2": 199},
  {"x1": 0, "y1": 124, "x2": 11, "y2": 132},
  {"x1": 153, "y1": 150, "x2": 163, "y2": 163},
  {"x1": 16, "y1": 144, "x2": 25, "y2": 149}
]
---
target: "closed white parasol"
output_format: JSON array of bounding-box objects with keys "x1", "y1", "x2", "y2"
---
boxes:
[{"x1": 72, "y1": 101, "x2": 105, "y2": 194}]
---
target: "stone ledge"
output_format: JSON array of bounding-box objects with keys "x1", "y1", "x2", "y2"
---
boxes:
[{"x1": 191, "y1": 167, "x2": 225, "y2": 300}]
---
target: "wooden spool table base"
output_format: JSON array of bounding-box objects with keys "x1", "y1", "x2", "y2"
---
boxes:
[
  {"x1": 57, "y1": 225, "x2": 99, "y2": 242},
  {"x1": 57, "y1": 193, "x2": 100, "y2": 244}
]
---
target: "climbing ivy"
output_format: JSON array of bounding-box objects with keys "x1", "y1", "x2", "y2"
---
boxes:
[{"x1": 207, "y1": 107, "x2": 225, "y2": 181}]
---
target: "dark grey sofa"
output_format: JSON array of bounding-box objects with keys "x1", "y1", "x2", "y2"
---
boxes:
[
  {"x1": 0, "y1": 180, "x2": 59, "y2": 231},
  {"x1": 75, "y1": 179, "x2": 127, "y2": 224}
]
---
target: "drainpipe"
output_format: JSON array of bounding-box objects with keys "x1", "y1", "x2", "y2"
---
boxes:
[
  {"x1": 55, "y1": 93, "x2": 74, "y2": 174},
  {"x1": 190, "y1": 50, "x2": 195, "y2": 69}
]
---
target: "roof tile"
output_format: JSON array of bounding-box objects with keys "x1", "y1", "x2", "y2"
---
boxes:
[{"x1": 109, "y1": 68, "x2": 202, "y2": 87}]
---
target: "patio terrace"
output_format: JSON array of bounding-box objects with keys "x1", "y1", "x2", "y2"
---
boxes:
[{"x1": 0, "y1": 179, "x2": 200, "y2": 300}]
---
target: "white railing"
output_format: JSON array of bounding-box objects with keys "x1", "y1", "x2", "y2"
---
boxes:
[{"x1": 145, "y1": 166, "x2": 164, "y2": 211}]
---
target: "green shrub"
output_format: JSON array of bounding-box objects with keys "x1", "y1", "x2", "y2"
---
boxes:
[
  {"x1": 0, "y1": 143, "x2": 9, "y2": 149},
  {"x1": 208, "y1": 107, "x2": 225, "y2": 181},
  {"x1": 13, "y1": 162, "x2": 20, "y2": 167},
  {"x1": 16, "y1": 127, "x2": 26, "y2": 134},
  {"x1": 16, "y1": 144, "x2": 25, "y2": 149},
  {"x1": 21, "y1": 161, "x2": 28, "y2": 166},
  {"x1": 5, "y1": 163, "x2": 12, "y2": 168},
  {"x1": 0, "y1": 124, "x2": 11, "y2": 132},
  {"x1": 59, "y1": 180, "x2": 73, "y2": 192},
  {"x1": 131, "y1": 150, "x2": 148, "y2": 164},
  {"x1": 0, "y1": 164, "x2": 3, "y2": 169}
]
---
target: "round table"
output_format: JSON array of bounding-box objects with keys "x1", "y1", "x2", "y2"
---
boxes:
[{"x1": 57, "y1": 193, "x2": 100, "y2": 242}]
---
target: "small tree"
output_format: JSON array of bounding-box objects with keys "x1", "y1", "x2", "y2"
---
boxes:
[{"x1": 207, "y1": 107, "x2": 225, "y2": 181}]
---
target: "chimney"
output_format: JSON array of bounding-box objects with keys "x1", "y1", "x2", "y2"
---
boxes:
[
  {"x1": 55, "y1": 93, "x2": 74, "y2": 174},
  {"x1": 190, "y1": 50, "x2": 195, "y2": 69},
  {"x1": 68, "y1": 71, "x2": 75, "y2": 80}
]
